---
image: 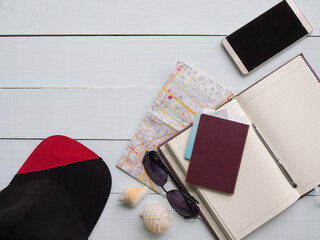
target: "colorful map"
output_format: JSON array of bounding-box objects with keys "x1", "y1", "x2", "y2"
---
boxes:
[{"x1": 117, "y1": 61, "x2": 234, "y2": 194}]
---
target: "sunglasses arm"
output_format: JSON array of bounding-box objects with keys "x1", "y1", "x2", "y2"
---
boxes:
[{"x1": 160, "y1": 158, "x2": 199, "y2": 205}]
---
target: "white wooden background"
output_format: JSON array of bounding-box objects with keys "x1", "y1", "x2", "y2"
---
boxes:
[{"x1": 0, "y1": 0, "x2": 320, "y2": 239}]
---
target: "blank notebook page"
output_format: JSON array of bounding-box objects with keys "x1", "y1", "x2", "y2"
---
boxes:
[
  {"x1": 167, "y1": 100, "x2": 300, "y2": 240},
  {"x1": 237, "y1": 55, "x2": 320, "y2": 196},
  {"x1": 205, "y1": 100, "x2": 299, "y2": 239}
]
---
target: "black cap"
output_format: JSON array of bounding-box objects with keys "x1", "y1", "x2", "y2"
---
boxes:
[{"x1": 0, "y1": 135, "x2": 112, "y2": 240}]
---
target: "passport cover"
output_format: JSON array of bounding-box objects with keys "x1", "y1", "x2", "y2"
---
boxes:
[
  {"x1": 184, "y1": 110, "x2": 228, "y2": 160},
  {"x1": 186, "y1": 114, "x2": 249, "y2": 194}
]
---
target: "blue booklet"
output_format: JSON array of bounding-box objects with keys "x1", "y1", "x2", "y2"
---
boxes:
[{"x1": 184, "y1": 109, "x2": 228, "y2": 159}]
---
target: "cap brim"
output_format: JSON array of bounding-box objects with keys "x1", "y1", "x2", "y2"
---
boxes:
[{"x1": 10, "y1": 135, "x2": 112, "y2": 235}]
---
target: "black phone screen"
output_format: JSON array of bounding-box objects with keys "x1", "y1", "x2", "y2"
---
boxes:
[{"x1": 226, "y1": 1, "x2": 308, "y2": 72}]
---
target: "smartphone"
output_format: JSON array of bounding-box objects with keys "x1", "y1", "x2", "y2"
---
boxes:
[{"x1": 222, "y1": 0, "x2": 312, "y2": 74}]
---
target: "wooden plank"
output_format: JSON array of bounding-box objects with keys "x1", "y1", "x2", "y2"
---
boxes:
[
  {"x1": 0, "y1": 0, "x2": 318, "y2": 35},
  {"x1": 95, "y1": 194, "x2": 320, "y2": 240},
  {"x1": 0, "y1": 36, "x2": 320, "y2": 89},
  {"x1": 1, "y1": 139, "x2": 318, "y2": 194},
  {"x1": 0, "y1": 88, "x2": 159, "y2": 139}
]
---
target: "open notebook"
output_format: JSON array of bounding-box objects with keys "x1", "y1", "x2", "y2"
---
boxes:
[{"x1": 158, "y1": 54, "x2": 320, "y2": 240}]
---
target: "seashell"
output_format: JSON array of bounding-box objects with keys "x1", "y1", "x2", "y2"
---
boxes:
[
  {"x1": 118, "y1": 187, "x2": 147, "y2": 207},
  {"x1": 140, "y1": 202, "x2": 170, "y2": 233}
]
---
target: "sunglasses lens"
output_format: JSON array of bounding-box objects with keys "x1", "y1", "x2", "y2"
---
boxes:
[
  {"x1": 167, "y1": 190, "x2": 199, "y2": 218},
  {"x1": 143, "y1": 154, "x2": 167, "y2": 186}
]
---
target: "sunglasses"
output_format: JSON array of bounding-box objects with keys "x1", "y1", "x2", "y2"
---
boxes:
[{"x1": 143, "y1": 150, "x2": 200, "y2": 219}]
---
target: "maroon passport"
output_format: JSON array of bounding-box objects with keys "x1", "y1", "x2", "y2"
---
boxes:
[{"x1": 186, "y1": 114, "x2": 249, "y2": 194}]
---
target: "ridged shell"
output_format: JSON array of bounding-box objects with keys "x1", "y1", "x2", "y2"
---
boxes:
[
  {"x1": 140, "y1": 202, "x2": 170, "y2": 233},
  {"x1": 118, "y1": 187, "x2": 147, "y2": 207}
]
